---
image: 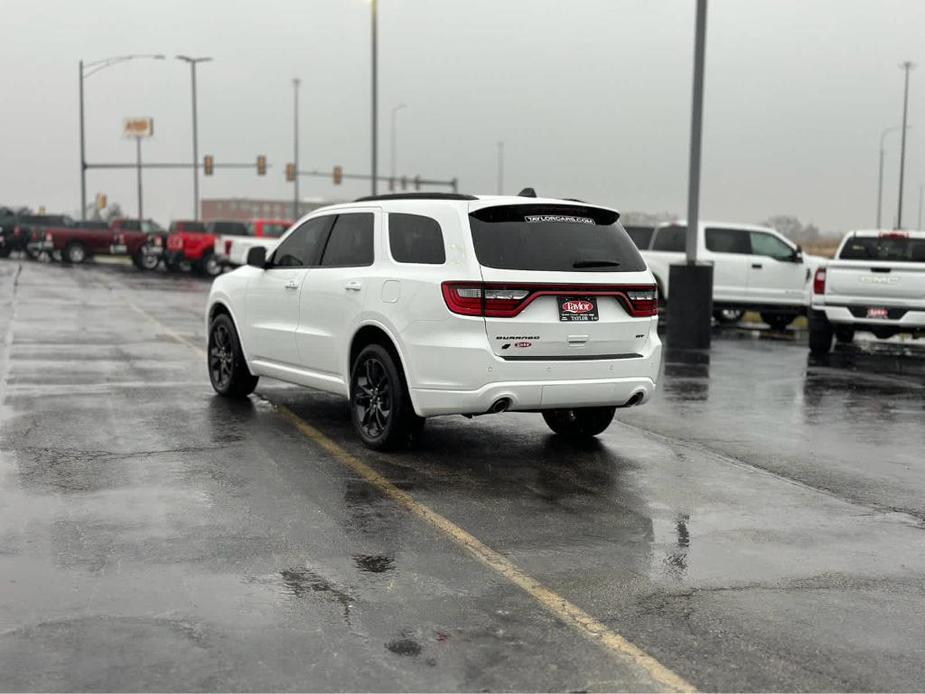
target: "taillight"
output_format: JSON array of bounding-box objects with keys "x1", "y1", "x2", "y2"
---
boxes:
[
  {"x1": 45, "y1": 232, "x2": 53, "y2": 242},
  {"x1": 813, "y1": 268, "x2": 826, "y2": 294},
  {"x1": 225, "y1": 240, "x2": 232, "y2": 255},
  {"x1": 154, "y1": 236, "x2": 163, "y2": 247},
  {"x1": 879, "y1": 231, "x2": 909, "y2": 239},
  {"x1": 441, "y1": 282, "x2": 658, "y2": 318},
  {"x1": 626, "y1": 289, "x2": 658, "y2": 317}
]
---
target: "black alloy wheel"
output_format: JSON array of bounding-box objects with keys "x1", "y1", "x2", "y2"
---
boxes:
[
  {"x1": 350, "y1": 343, "x2": 423, "y2": 450},
  {"x1": 208, "y1": 313, "x2": 258, "y2": 397}
]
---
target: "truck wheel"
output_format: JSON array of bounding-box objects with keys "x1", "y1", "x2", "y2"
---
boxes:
[
  {"x1": 350, "y1": 343, "x2": 423, "y2": 450},
  {"x1": 713, "y1": 309, "x2": 744, "y2": 324},
  {"x1": 834, "y1": 327, "x2": 855, "y2": 344},
  {"x1": 762, "y1": 312, "x2": 797, "y2": 331},
  {"x1": 208, "y1": 314, "x2": 258, "y2": 398},
  {"x1": 200, "y1": 251, "x2": 222, "y2": 277},
  {"x1": 64, "y1": 242, "x2": 88, "y2": 264},
  {"x1": 808, "y1": 310, "x2": 834, "y2": 355},
  {"x1": 542, "y1": 406, "x2": 616, "y2": 438}
]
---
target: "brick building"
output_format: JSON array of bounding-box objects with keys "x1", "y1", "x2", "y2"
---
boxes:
[{"x1": 200, "y1": 197, "x2": 341, "y2": 222}]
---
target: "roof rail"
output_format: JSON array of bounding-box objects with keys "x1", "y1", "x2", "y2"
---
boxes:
[{"x1": 353, "y1": 192, "x2": 477, "y2": 202}]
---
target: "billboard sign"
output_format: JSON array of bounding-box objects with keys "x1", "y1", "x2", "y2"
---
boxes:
[{"x1": 123, "y1": 117, "x2": 154, "y2": 138}]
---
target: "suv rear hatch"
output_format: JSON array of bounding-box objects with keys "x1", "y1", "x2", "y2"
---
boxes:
[
  {"x1": 826, "y1": 233, "x2": 925, "y2": 303},
  {"x1": 443, "y1": 203, "x2": 656, "y2": 360}
]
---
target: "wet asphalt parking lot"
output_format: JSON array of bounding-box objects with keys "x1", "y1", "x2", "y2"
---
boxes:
[{"x1": 1, "y1": 258, "x2": 924, "y2": 692}]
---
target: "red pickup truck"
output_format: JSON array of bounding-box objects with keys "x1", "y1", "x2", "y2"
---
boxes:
[
  {"x1": 28, "y1": 217, "x2": 163, "y2": 268},
  {"x1": 165, "y1": 219, "x2": 249, "y2": 277}
]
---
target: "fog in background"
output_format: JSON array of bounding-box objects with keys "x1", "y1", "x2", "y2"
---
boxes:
[{"x1": 1, "y1": 0, "x2": 922, "y2": 233}]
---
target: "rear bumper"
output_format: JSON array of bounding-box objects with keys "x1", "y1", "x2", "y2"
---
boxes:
[
  {"x1": 411, "y1": 373, "x2": 656, "y2": 417},
  {"x1": 814, "y1": 302, "x2": 925, "y2": 329}
]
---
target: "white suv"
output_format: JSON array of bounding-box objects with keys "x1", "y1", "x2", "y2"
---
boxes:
[{"x1": 205, "y1": 193, "x2": 661, "y2": 449}]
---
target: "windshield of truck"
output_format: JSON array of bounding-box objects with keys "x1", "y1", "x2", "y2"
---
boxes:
[
  {"x1": 468, "y1": 204, "x2": 646, "y2": 272},
  {"x1": 839, "y1": 235, "x2": 925, "y2": 263}
]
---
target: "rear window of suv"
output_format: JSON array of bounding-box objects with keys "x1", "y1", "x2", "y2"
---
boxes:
[
  {"x1": 839, "y1": 235, "x2": 925, "y2": 262},
  {"x1": 468, "y1": 205, "x2": 646, "y2": 272}
]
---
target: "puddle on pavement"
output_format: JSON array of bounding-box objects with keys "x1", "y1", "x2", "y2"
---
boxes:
[{"x1": 353, "y1": 554, "x2": 394, "y2": 574}]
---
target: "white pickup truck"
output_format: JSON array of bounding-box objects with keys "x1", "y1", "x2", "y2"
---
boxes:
[
  {"x1": 639, "y1": 221, "x2": 821, "y2": 329},
  {"x1": 809, "y1": 230, "x2": 925, "y2": 354},
  {"x1": 213, "y1": 219, "x2": 292, "y2": 268}
]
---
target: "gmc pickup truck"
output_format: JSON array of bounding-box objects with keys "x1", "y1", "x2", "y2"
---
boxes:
[
  {"x1": 212, "y1": 218, "x2": 292, "y2": 268},
  {"x1": 640, "y1": 221, "x2": 822, "y2": 329},
  {"x1": 809, "y1": 230, "x2": 925, "y2": 354},
  {"x1": 28, "y1": 217, "x2": 161, "y2": 268}
]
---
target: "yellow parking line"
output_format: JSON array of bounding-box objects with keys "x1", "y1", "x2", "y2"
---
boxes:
[
  {"x1": 131, "y1": 299, "x2": 695, "y2": 691},
  {"x1": 278, "y1": 406, "x2": 696, "y2": 693}
]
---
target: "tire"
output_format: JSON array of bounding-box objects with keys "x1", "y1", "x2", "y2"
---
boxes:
[
  {"x1": 542, "y1": 406, "x2": 616, "y2": 439},
  {"x1": 208, "y1": 313, "x2": 258, "y2": 398},
  {"x1": 834, "y1": 326, "x2": 855, "y2": 344},
  {"x1": 808, "y1": 310, "x2": 834, "y2": 356},
  {"x1": 134, "y1": 246, "x2": 161, "y2": 271},
  {"x1": 0, "y1": 245, "x2": 11, "y2": 259},
  {"x1": 200, "y1": 251, "x2": 222, "y2": 278},
  {"x1": 713, "y1": 308, "x2": 744, "y2": 324},
  {"x1": 63, "y1": 242, "x2": 88, "y2": 264},
  {"x1": 762, "y1": 312, "x2": 797, "y2": 331},
  {"x1": 350, "y1": 343, "x2": 423, "y2": 450}
]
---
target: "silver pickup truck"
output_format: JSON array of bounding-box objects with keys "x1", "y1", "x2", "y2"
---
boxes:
[{"x1": 809, "y1": 230, "x2": 925, "y2": 354}]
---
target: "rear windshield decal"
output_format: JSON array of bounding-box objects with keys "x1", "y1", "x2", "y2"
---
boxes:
[{"x1": 524, "y1": 214, "x2": 594, "y2": 225}]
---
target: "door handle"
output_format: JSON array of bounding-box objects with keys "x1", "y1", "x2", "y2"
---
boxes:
[
  {"x1": 344, "y1": 281, "x2": 363, "y2": 291},
  {"x1": 285, "y1": 279, "x2": 299, "y2": 289},
  {"x1": 751, "y1": 263, "x2": 763, "y2": 269}
]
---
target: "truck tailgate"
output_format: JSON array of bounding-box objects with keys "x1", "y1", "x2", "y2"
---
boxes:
[{"x1": 826, "y1": 261, "x2": 925, "y2": 303}]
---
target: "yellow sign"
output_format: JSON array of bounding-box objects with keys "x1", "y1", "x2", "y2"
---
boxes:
[{"x1": 123, "y1": 117, "x2": 154, "y2": 138}]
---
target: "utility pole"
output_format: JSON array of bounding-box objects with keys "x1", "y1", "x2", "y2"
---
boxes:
[
  {"x1": 293, "y1": 78, "x2": 301, "y2": 219},
  {"x1": 176, "y1": 56, "x2": 212, "y2": 220},
  {"x1": 390, "y1": 103, "x2": 406, "y2": 181},
  {"x1": 666, "y1": 0, "x2": 713, "y2": 350},
  {"x1": 371, "y1": 0, "x2": 378, "y2": 196},
  {"x1": 77, "y1": 54, "x2": 164, "y2": 220},
  {"x1": 135, "y1": 136, "x2": 143, "y2": 224},
  {"x1": 918, "y1": 183, "x2": 923, "y2": 230},
  {"x1": 497, "y1": 141, "x2": 504, "y2": 195},
  {"x1": 877, "y1": 125, "x2": 910, "y2": 228},
  {"x1": 897, "y1": 61, "x2": 915, "y2": 228},
  {"x1": 79, "y1": 60, "x2": 86, "y2": 221}
]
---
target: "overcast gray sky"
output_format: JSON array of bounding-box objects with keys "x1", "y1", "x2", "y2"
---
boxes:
[{"x1": 2, "y1": 0, "x2": 923, "y2": 231}]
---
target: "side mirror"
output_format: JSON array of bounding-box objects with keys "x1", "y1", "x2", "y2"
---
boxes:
[
  {"x1": 246, "y1": 246, "x2": 267, "y2": 268},
  {"x1": 793, "y1": 246, "x2": 804, "y2": 263}
]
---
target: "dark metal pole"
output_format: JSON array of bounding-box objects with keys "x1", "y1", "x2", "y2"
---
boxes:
[
  {"x1": 686, "y1": 0, "x2": 707, "y2": 262},
  {"x1": 876, "y1": 144, "x2": 885, "y2": 228},
  {"x1": 136, "y1": 136, "x2": 143, "y2": 224},
  {"x1": 79, "y1": 61, "x2": 87, "y2": 220},
  {"x1": 191, "y1": 62, "x2": 200, "y2": 220},
  {"x1": 293, "y1": 78, "x2": 300, "y2": 219},
  {"x1": 897, "y1": 61, "x2": 915, "y2": 228},
  {"x1": 371, "y1": 0, "x2": 378, "y2": 196}
]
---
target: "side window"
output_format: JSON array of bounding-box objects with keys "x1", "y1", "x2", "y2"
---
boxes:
[
  {"x1": 320, "y1": 213, "x2": 375, "y2": 267},
  {"x1": 264, "y1": 223, "x2": 290, "y2": 238},
  {"x1": 389, "y1": 213, "x2": 445, "y2": 264},
  {"x1": 750, "y1": 231, "x2": 794, "y2": 260},
  {"x1": 651, "y1": 225, "x2": 687, "y2": 252},
  {"x1": 624, "y1": 226, "x2": 654, "y2": 250},
  {"x1": 705, "y1": 228, "x2": 750, "y2": 254},
  {"x1": 271, "y1": 216, "x2": 334, "y2": 268}
]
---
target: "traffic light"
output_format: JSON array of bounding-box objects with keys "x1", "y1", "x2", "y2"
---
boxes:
[
  {"x1": 204, "y1": 155, "x2": 214, "y2": 176},
  {"x1": 96, "y1": 193, "x2": 107, "y2": 210},
  {"x1": 414, "y1": 175, "x2": 421, "y2": 191},
  {"x1": 285, "y1": 163, "x2": 296, "y2": 182},
  {"x1": 257, "y1": 155, "x2": 267, "y2": 176},
  {"x1": 333, "y1": 165, "x2": 343, "y2": 185}
]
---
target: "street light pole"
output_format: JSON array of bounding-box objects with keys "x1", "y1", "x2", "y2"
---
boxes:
[
  {"x1": 877, "y1": 125, "x2": 906, "y2": 228},
  {"x1": 135, "y1": 136, "x2": 143, "y2": 224},
  {"x1": 666, "y1": 0, "x2": 713, "y2": 350},
  {"x1": 897, "y1": 61, "x2": 916, "y2": 229},
  {"x1": 176, "y1": 56, "x2": 212, "y2": 221},
  {"x1": 293, "y1": 78, "x2": 301, "y2": 219},
  {"x1": 390, "y1": 103, "x2": 406, "y2": 182},
  {"x1": 77, "y1": 54, "x2": 165, "y2": 220},
  {"x1": 371, "y1": 0, "x2": 378, "y2": 196}
]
